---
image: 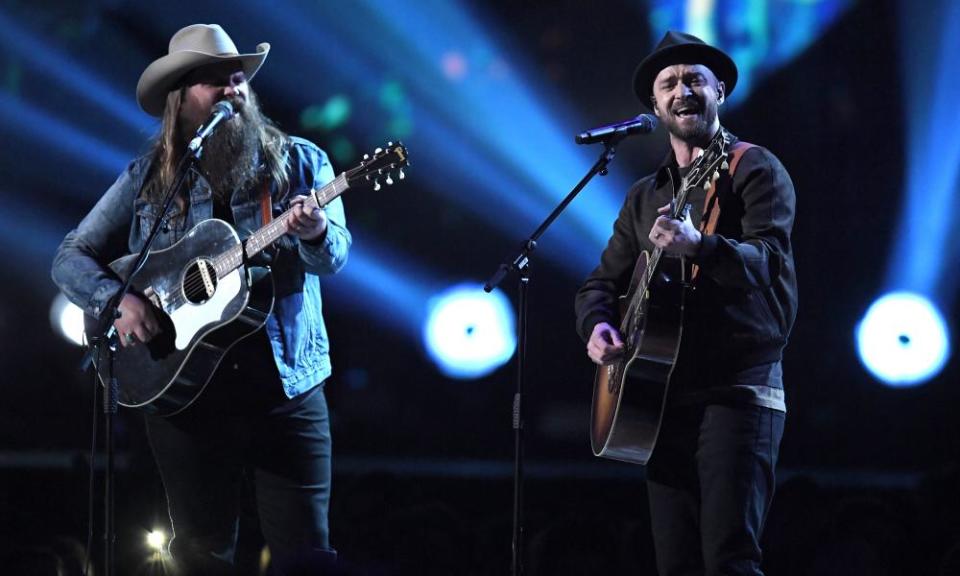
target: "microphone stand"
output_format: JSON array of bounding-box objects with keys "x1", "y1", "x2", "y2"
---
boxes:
[
  {"x1": 483, "y1": 133, "x2": 625, "y2": 576},
  {"x1": 79, "y1": 140, "x2": 207, "y2": 576}
]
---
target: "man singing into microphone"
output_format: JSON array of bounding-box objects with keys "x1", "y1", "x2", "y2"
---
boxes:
[
  {"x1": 575, "y1": 31, "x2": 797, "y2": 575},
  {"x1": 52, "y1": 24, "x2": 350, "y2": 573}
]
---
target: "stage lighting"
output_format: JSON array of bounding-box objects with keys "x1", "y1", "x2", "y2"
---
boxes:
[
  {"x1": 146, "y1": 529, "x2": 166, "y2": 551},
  {"x1": 856, "y1": 292, "x2": 950, "y2": 387},
  {"x1": 300, "y1": 94, "x2": 352, "y2": 132},
  {"x1": 49, "y1": 292, "x2": 85, "y2": 346},
  {"x1": 423, "y1": 283, "x2": 516, "y2": 379}
]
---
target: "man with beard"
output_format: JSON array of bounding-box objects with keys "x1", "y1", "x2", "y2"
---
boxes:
[
  {"x1": 52, "y1": 24, "x2": 350, "y2": 574},
  {"x1": 574, "y1": 31, "x2": 796, "y2": 575}
]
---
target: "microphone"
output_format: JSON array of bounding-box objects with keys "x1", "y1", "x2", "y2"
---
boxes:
[
  {"x1": 575, "y1": 114, "x2": 657, "y2": 145},
  {"x1": 187, "y1": 100, "x2": 236, "y2": 153}
]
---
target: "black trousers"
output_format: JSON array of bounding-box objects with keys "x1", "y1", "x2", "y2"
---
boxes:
[
  {"x1": 144, "y1": 334, "x2": 335, "y2": 575},
  {"x1": 646, "y1": 401, "x2": 784, "y2": 576}
]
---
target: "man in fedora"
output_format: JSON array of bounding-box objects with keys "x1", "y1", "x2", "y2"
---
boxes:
[
  {"x1": 52, "y1": 24, "x2": 351, "y2": 573},
  {"x1": 575, "y1": 31, "x2": 797, "y2": 575}
]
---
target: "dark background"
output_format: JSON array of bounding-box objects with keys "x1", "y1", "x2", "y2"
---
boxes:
[{"x1": 1, "y1": 0, "x2": 958, "y2": 574}]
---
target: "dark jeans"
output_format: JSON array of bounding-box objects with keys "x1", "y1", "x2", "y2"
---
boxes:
[
  {"x1": 144, "y1": 334, "x2": 335, "y2": 575},
  {"x1": 646, "y1": 401, "x2": 784, "y2": 576}
]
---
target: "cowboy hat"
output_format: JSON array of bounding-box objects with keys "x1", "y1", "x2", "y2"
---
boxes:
[
  {"x1": 633, "y1": 30, "x2": 737, "y2": 109},
  {"x1": 136, "y1": 24, "x2": 270, "y2": 117}
]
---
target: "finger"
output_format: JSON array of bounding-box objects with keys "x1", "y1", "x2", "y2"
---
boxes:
[
  {"x1": 600, "y1": 345, "x2": 624, "y2": 363},
  {"x1": 134, "y1": 326, "x2": 151, "y2": 343},
  {"x1": 300, "y1": 210, "x2": 319, "y2": 226},
  {"x1": 607, "y1": 330, "x2": 624, "y2": 347},
  {"x1": 599, "y1": 327, "x2": 622, "y2": 347},
  {"x1": 587, "y1": 347, "x2": 604, "y2": 366},
  {"x1": 657, "y1": 215, "x2": 680, "y2": 230},
  {"x1": 287, "y1": 213, "x2": 304, "y2": 232},
  {"x1": 588, "y1": 340, "x2": 607, "y2": 361},
  {"x1": 657, "y1": 203, "x2": 672, "y2": 214},
  {"x1": 295, "y1": 203, "x2": 309, "y2": 220}
]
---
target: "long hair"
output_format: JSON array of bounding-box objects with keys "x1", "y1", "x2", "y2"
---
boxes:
[{"x1": 141, "y1": 86, "x2": 290, "y2": 212}]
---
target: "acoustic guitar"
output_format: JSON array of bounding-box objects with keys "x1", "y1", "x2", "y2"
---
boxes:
[
  {"x1": 86, "y1": 143, "x2": 408, "y2": 415},
  {"x1": 590, "y1": 131, "x2": 728, "y2": 464}
]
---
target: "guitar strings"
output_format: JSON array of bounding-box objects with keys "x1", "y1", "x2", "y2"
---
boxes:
[
  {"x1": 617, "y1": 134, "x2": 727, "y2": 339},
  {"x1": 150, "y1": 174, "x2": 349, "y2": 311}
]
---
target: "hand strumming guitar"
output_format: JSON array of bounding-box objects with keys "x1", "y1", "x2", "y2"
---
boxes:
[
  {"x1": 114, "y1": 293, "x2": 161, "y2": 348},
  {"x1": 587, "y1": 321, "x2": 625, "y2": 365}
]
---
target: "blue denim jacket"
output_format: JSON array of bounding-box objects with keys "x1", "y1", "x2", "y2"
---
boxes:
[{"x1": 51, "y1": 136, "x2": 351, "y2": 398}]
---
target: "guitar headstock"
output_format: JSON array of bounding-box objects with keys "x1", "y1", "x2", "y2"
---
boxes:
[
  {"x1": 673, "y1": 129, "x2": 730, "y2": 217},
  {"x1": 345, "y1": 142, "x2": 409, "y2": 191},
  {"x1": 687, "y1": 130, "x2": 730, "y2": 182}
]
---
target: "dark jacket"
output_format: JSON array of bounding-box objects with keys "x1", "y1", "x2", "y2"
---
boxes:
[{"x1": 574, "y1": 132, "x2": 797, "y2": 382}]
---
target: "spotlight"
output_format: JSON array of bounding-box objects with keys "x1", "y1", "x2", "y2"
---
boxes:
[
  {"x1": 49, "y1": 292, "x2": 86, "y2": 346},
  {"x1": 146, "y1": 529, "x2": 166, "y2": 551},
  {"x1": 856, "y1": 291, "x2": 951, "y2": 387},
  {"x1": 423, "y1": 283, "x2": 516, "y2": 379}
]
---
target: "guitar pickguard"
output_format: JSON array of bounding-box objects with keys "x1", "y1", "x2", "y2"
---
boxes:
[{"x1": 167, "y1": 267, "x2": 244, "y2": 350}]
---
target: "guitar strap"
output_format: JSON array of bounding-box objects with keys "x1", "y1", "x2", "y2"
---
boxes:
[
  {"x1": 240, "y1": 178, "x2": 273, "y2": 269},
  {"x1": 259, "y1": 178, "x2": 273, "y2": 224},
  {"x1": 692, "y1": 141, "x2": 755, "y2": 280}
]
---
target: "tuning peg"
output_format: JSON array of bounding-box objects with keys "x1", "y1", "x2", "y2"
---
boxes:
[
  {"x1": 374, "y1": 147, "x2": 383, "y2": 154},
  {"x1": 387, "y1": 141, "x2": 394, "y2": 146},
  {"x1": 398, "y1": 168, "x2": 405, "y2": 180},
  {"x1": 373, "y1": 178, "x2": 381, "y2": 191},
  {"x1": 385, "y1": 173, "x2": 394, "y2": 185},
  {"x1": 721, "y1": 160, "x2": 729, "y2": 170},
  {"x1": 702, "y1": 180, "x2": 711, "y2": 190}
]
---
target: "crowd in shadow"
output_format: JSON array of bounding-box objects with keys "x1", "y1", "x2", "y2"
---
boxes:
[{"x1": 6, "y1": 465, "x2": 960, "y2": 575}]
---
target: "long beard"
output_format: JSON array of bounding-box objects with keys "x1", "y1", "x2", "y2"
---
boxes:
[{"x1": 196, "y1": 99, "x2": 265, "y2": 200}]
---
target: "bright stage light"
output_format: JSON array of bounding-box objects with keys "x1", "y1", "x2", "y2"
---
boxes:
[
  {"x1": 146, "y1": 529, "x2": 166, "y2": 551},
  {"x1": 49, "y1": 292, "x2": 86, "y2": 346},
  {"x1": 856, "y1": 292, "x2": 950, "y2": 387},
  {"x1": 423, "y1": 284, "x2": 516, "y2": 379}
]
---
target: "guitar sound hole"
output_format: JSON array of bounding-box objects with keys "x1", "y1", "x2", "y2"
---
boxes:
[{"x1": 183, "y1": 260, "x2": 218, "y2": 304}]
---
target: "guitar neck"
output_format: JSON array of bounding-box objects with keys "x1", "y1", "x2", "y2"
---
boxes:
[
  {"x1": 211, "y1": 172, "x2": 350, "y2": 278},
  {"x1": 619, "y1": 181, "x2": 695, "y2": 333}
]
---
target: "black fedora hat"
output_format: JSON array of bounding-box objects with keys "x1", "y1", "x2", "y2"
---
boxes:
[{"x1": 633, "y1": 30, "x2": 738, "y2": 108}]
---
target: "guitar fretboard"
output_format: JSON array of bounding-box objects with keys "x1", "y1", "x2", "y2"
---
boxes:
[
  {"x1": 210, "y1": 172, "x2": 350, "y2": 278},
  {"x1": 619, "y1": 132, "x2": 728, "y2": 335}
]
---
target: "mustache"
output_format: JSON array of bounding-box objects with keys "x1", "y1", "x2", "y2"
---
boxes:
[
  {"x1": 181, "y1": 97, "x2": 249, "y2": 138},
  {"x1": 222, "y1": 95, "x2": 247, "y2": 115}
]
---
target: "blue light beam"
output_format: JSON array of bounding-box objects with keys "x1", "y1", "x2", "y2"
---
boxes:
[
  {"x1": 0, "y1": 9, "x2": 153, "y2": 134},
  {"x1": 852, "y1": 0, "x2": 960, "y2": 387},
  {"x1": 892, "y1": 0, "x2": 960, "y2": 299},
  {"x1": 0, "y1": 90, "x2": 131, "y2": 176},
  {"x1": 255, "y1": 0, "x2": 629, "y2": 273}
]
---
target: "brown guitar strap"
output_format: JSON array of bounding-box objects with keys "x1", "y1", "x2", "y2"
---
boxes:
[
  {"x1": 260, "y1": 178, "x2": 273, "y2": 224},
  {"x1": 692, "y1": 141, "x2": 755, "y2": 280}
]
